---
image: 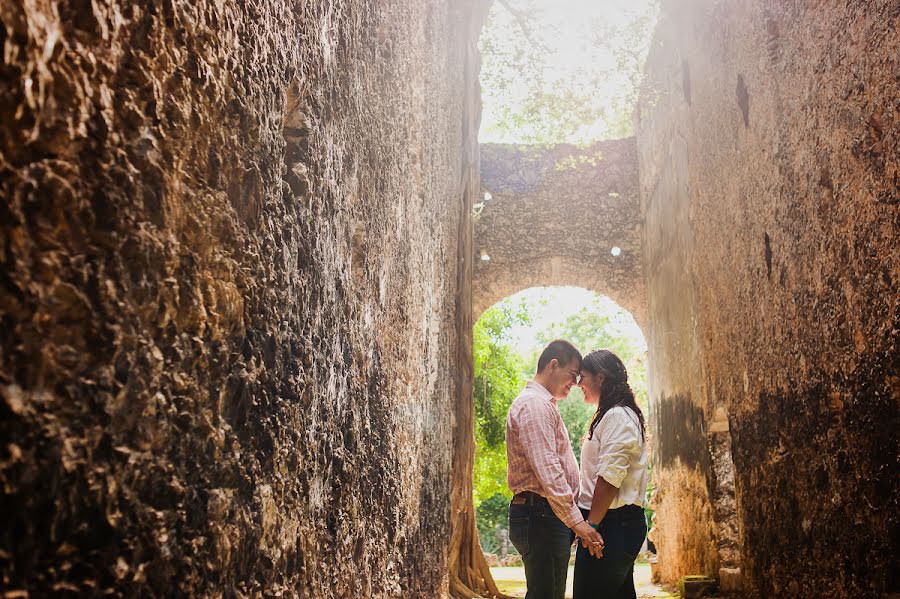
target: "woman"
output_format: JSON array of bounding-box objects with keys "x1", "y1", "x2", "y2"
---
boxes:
[{"x1": 573, "y1": 349, "x2": 648, "y2": 599}]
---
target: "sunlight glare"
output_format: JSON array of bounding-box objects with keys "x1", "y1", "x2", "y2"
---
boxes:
[
  {"x1": 479, "y1": 0, "x2": 660, "y2": 144},
  {"x1": 495, "y1": 286, "x2": 646, "y2": 357}
]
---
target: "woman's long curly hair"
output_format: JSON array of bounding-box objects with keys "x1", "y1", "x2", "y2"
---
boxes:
[{"x1": 583, "y1": 349, "x2": 645, "y2": 442}]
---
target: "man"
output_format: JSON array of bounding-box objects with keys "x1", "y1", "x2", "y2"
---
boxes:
[{"x1": 506, "y1": 339, "x2": 604, "y2": 598}]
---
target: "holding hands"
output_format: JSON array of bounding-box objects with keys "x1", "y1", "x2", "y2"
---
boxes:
[{"x1": 572, "y1": 520, "x2": 604, "y2": 558}]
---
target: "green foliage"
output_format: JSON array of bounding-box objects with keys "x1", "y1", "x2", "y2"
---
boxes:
[
  {"x1": 516, "y1": 297, "x2": 649, "y2": 462},
  {"x1": 473, "y1": 303, "x2": 533, "y2": 552},
  {"x1": 534, "y1": 297, "x2": 653, "y2": 523},
  {"x1": 644, "y1": 474, "x2": 655, "y2": 530},
  {"x1": 557, "y1": 392, "x2": 595, "y2": 465},
  {"x1": 472, "y1": 441, "x2": 511, "y2": 507},
  {"x1": 536, "y1": 305, "x2": 630, "y2": 360},
  {"x1": 476, "y1": 493, "x2": 515, "y2": 554},
  {"x1": 536, "y1": 299, "x2": 648, "y2": 417},
  {"x1": 479, "y1": 0, "x2": 660, "y2": 145},
  {"x1": 473, "y1": 302, "x2": 531, "y2": 507}
]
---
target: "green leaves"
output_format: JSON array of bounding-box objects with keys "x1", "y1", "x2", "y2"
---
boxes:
[
  {"x1": 479, "y1": 0, "x2": 660, "y2": 144},
  {"x1": 474, "y1": 292, "x2": 648, "y2": 494},
  {"x1": 473, "y1": 303, "x2": 531, "y2": 506}
]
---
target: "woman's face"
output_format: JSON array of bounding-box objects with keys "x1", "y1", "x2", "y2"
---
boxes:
[{"x1": 579, "y1": 370, "x2": 604, "y2": 405}]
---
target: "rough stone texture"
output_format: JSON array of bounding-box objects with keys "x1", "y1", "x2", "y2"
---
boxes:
[
  {"x1": 0, "y1": 0, "x2": 475, "y2": 595},
  {"x1": 475, "y1": 139, "x2": 645, "y2": 324},
  {"x1": 708, "y1": 407, "x2": 741, "y2": 587},
  {"x1": 638, "y1": 1, "x2": 898, "y2": 596}
]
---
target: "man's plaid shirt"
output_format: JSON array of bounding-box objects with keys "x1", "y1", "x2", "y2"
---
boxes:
[{"x1": 506, "y1": 381, "x2": 583, "y2": 528}]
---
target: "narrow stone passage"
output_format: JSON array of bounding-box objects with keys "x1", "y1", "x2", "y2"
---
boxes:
[{"x1": 0, "y1": 0, "x2": 895, "y2": 597}]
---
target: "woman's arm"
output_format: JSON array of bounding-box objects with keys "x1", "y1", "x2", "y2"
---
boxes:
[
  {"x1": 588, "y1": 409, "x2": 639, "y2": 524},
  {"x1": 587, "y1": 476, "x2": 618, "y2": 525}
]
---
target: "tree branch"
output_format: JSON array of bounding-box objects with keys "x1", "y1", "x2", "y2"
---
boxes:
[{"x1": 494, "y1": 0, "x2": 550, "y2": 52}]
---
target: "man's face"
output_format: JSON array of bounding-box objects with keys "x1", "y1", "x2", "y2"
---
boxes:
[{"x1": 549, "y1": 359, "x2": 581, "y2": 399}]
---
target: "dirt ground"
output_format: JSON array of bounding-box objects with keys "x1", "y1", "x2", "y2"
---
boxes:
[{"x1": 491, "y1": 560, "x2": 676, "y2": 598}]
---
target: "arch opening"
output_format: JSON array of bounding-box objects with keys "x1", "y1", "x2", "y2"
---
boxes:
[{"x1": 470, "y1": 286, "x2": 656, "y2": 597}]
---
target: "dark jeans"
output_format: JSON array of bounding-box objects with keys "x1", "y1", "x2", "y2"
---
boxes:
[
  {"x1": 573, "y1": 505, "x2": 647, "y2": 599},
  {"x1": 508, "y1": 497, "x2": 575, "y2": 599}
]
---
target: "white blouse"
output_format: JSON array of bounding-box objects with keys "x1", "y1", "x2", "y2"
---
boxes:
[{"x1": 577, "y1": 406, "x2": 648, "y2": 511}]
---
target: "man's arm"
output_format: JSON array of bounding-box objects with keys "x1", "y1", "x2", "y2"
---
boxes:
[
  {"x1": 517, "y1": 400, "x2": 604, "y2": 556},
  {"x1": 517, "y1": 399, "x2": 582, "y2": 527}
]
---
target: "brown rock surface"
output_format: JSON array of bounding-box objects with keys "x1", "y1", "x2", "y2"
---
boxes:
[
  {"x1": 638, "y1": 0, "x2": 898, "y2": 596},
  {"x1": 0, "y1": 0, "x2": 477, "y2": 595}
]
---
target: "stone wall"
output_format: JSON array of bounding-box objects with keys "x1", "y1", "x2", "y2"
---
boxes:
[
  {"x1": 0, "y1": 1, "x2": 475, "y2": 596},
  {"x1": 637, "y1": 1, "x2": 898, "y2": 596},
  {"x1": 475, "y1": 140, "x2": 645, "y2": 325}
]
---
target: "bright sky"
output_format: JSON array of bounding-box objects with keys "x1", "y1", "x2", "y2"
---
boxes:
[
  {"x1": 479, "y1": 0, "x2": 659, "y2": 144},
  {"x1": 494, "y1": 286, "x2": 646, "y2": 358}
]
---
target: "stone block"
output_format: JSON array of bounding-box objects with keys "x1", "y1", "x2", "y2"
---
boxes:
[
  {"x1": 637, "y1": 1, "x2": 898, "y2": 596},
  {"x1": 679, "y1": 575, "x2": 717, "y2": 598},
  {"x1": 719, "y1": 567, "x2": 743, "y2": 593}
]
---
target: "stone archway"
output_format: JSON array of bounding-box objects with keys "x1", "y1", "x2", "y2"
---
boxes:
[
  {"x1": 458, "y1": 138, "x2": 649, "y2": 597},
  {"x1": 474, "y1": 139, "x2": 646, "y2": 329}
]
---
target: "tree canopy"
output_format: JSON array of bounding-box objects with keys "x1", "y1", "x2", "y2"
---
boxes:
[{"x1": 479, "y1": 0, "x2": 660, "y2": 144}]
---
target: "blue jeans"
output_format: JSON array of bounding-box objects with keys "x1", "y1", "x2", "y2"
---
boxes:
[
  {"x1": 508, "y1": 496, "x2": 575, "y2": 599},
  {"x1": 573, "y1": 505, "x2": 647, "y2": 599}
]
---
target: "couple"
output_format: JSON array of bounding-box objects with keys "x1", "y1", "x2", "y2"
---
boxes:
[{"x1": 506, "y1": 339, "x2": 648, "y2": 599}]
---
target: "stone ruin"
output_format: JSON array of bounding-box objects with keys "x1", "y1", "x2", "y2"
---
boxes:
[{"x1": 0, "y1": 0, "x2": 896, "y2": 597}]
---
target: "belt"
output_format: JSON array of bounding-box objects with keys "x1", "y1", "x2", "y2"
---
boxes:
[{"x1": 511, "y1": 491, "x2": 549, "y2": 505}]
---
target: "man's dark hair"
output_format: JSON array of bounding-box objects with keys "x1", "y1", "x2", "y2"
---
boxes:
[{"x1": 536, "y1": 339, "x2": 582, "y2": 373}]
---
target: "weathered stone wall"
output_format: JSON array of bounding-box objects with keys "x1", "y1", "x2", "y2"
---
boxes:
[
  {"x1": 638, "y1": 1, "x2": 898, "y2": 596},
  {"x1": 475, "y1": 140, "x2": 645, "y2": 325},
  {"x1": 0, "y1": 1, "x2": 475, "y2": 595}
]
